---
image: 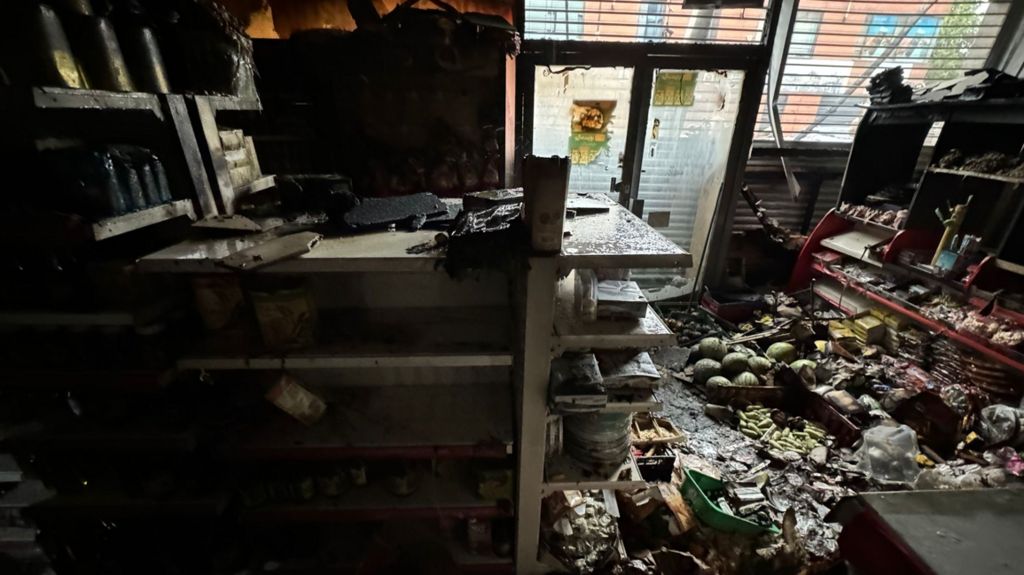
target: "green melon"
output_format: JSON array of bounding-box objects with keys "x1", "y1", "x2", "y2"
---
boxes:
[
  {"x1": 766, "y1": 342, "x2": 797, "y2": 363},
  {"x1": 706, "y1": 376, "x2": 732, "y2": 388},
  {"x1": 748, "y1": 356, "x2": 773, "y2": 375},
  {"x1": 693, "y1": 358, "x2": 722, "y2": 385},
  {"x1": 721, "y1": 352, "x2": 750, "y2": 376},
  {"x1": 732, "y1": 371, "x2": 760, "y2": 387},
  {"x1": 698, "y1": 337, "x2": 727, "y2": 361},
  {"x1": 790, "y1": 359, "x2": 817, "y2": 372}
]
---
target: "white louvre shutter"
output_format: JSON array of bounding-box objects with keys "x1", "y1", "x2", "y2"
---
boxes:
[{"x1": 755, "y1": 0, "x2": 1013, "y2": 143}]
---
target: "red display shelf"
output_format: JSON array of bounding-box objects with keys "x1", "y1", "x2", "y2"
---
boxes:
[{"x1": 809, "y1": 263, "x2": 1024, "y2": 376}]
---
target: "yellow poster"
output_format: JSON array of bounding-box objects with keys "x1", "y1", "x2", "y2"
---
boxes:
[
  {"x1": 653, "y1": 71, "x2": 697, "y2": 107},
  {"x1": 569, "y1": 100, "x2": 616, "y2": 165}
]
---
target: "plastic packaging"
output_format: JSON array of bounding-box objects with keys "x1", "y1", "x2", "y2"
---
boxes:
[
  {"x1": 854, "y1": 424, "x2": 923, "y2": 484},
  {"x1": 265, "y1": 373, "x2": 326, "y2": 426},
  {"x1": 977, "y1": 404, "x2": 1024, "y2": 447},
  {"x1": 250, "y1": 281, "x2": 317, "y2": 350},
  {"x1": 574, "y1": 269, "x2": 598, "y2": 322},
  {"x1": 595, "y1": 351, "x2": 661, "y2": 389}
]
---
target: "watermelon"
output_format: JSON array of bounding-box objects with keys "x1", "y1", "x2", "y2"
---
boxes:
[
  {"x1": 693, "y1": 359, "x2": 722, "y2": 385},
  {"x1": 698, "y1": 337, "x2": 727, "y2": 361}
]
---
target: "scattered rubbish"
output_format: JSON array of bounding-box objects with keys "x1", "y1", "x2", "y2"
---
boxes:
[
  {"x1": 543, "y1": 490, "x2": 621, "y2": 574},
  {"x1": 854, "y1": 424, "x2": 922, "y2": 485},
  {"x1": 595, "y1": 351, "x2": 662, "y2": 389},
  {"x1": 550, "y1": 354, "x2": 607, "y2": 413},
  {"x1": 219, "y1": 231, "x2": 322, "y2": 271},
  {"x1": 342, "y1": 192, "x2": 447, "y2": 230},
  {"x1": 977, "y1": 404, "x2": 1024, "y2": 447},
  {"x1": 462, "y1": 187, "x2": 524, "y2": 210},
  {"x1": 442, "y1": 203, "x2": 526, "y2": 277},
  {"x1": 265, "y1": 373, "x2": 327, "y2": 426},
  {"x1": 596, "y1": 280, "x2": 648, "y2": 320},
  {"x1": 868, "y1": 66, "x2": 912, "y2": 105}
]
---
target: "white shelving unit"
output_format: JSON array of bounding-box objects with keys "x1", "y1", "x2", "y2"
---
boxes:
[
  {"x1": 513, "y1": 198, "x2": 691, "y2": 573},
  {"x1": 140, "y1": 227, "x2": 517, "y2": 530}
]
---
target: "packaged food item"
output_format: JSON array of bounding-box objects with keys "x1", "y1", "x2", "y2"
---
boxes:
[
  {"x1": 250, "y1": 280, "x2": 317, "y2": 350},
  {"x1": 265, "y1": 373, "x2": 326, "y2": 426},
  {"x1": 192, "y1": 276, "x2": 245, "y2": 330}
]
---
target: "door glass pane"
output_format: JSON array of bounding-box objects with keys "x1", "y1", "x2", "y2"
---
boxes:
[
  {"x1": 532, "y1": 66, "x2": 633, "y2": 196},
  {"x1": 636, "y1": 69, "x2": 744, "y2": 254}
]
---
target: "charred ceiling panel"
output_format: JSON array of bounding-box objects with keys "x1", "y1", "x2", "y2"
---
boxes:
[{"x1": 221, "y1": 0, "x2": 514, "y2": 39}]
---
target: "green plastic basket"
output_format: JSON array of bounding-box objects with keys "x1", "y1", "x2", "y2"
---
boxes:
[{"x1": 680, "y1": 469, "x2": 780, "y2": 535}]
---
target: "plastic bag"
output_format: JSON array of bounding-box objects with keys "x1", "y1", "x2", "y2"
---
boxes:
[
  {"x1": 977, "y1": 404, "x2": 1024, "y2": 447},
  {"x1": 854, "y1": 424, "x2": 922, "y2": 484}
]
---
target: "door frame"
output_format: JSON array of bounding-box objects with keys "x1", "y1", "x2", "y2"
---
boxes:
[{"x1": 514, "y1": 1, "x2": 787, "y2": 288}]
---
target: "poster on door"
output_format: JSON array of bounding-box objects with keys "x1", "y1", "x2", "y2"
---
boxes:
[
  {"x1": 569, "y1": 100, "x2": 616, "y2": 165},
  {"x1": 653, "y1": 71, "x2": 697, "y2": 107}
]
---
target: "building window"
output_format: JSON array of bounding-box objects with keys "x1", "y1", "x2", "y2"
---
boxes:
[
  {"x1": 863, "y1": 14, "x2": 899, "y2": 57},
  {"x1": 863, "y1": 14, "x2": 940, "y2": 59},
  {"x1": 789, "y1": 11, "x2": 822, "y2": 58},
  {"x1": 638, "y1": 1, "x2": 669, "y2": 41}
]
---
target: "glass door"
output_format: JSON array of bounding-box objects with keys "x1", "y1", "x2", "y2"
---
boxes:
[
  {"x1": 531, "y1": 66, "x2": 634, "y2": 197},
  {"x1": 634, "y1": 69, "x2": 745, "y2": 253}
]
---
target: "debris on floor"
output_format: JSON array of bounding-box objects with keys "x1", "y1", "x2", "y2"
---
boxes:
[{"x1": 545, "y1": 287, "x2": 1024, "y2": 574}]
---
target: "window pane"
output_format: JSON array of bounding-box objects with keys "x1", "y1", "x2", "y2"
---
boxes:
[
  {"x1": 636, "y1": 69, "x2": 744, "y2": 249},
  {"x1": 755, "y1": 0, "x2": 1012, "y2": 144},
  {"x1": 532, "y1": 67, "x2": 634, "y2": 196}
]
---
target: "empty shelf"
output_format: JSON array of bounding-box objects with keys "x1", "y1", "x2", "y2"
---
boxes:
[{"x1": 222, "y1": 384, "x2": 513, "y2": 460}]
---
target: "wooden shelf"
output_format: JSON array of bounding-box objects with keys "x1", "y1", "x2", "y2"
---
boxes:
[
  {"x1": 601, "y1": 390, "x2": 662, "y2": 413},
  {"x1": 179, "y1": 307, "x2": 512, "y2": 370},
  {"x1": 222, "y1": 384, "x2": 513, "y2": 460},
  {"x1": 552, "y1": 277, "x2": 676, "y2": 351},
  {"x1": 560, "y1": 199, "x2": 691, "y2": 271},
  {"x1": 819, "y1": 227, "x2": 894, "y2": 268},
  {"x1": 0, "y1": 369, "x2": 174, "y2": 393},
  {"x1": 234, "y1": 175, "x2": 276, "y2": 196},
  {"x1": 26, "y1": 87, "x2": 164, "y2": 116},
  {"x1": 140, "y1": 228, "x2": 448, "y2": 274},
  {"x1": 995, "y1": 258, "x2": 1024, "y2": 276},
  {"x1": 446, "y1": 541, "x2": 514, "y2": 573},
  {"x1": 541, "y1": 453, "x2": 646, "y2": 494},
  {"x1": 14, "y1": 422, "x2": 199, "y2": 455},
  {"x1": 0, "y1": 455, "x2": 22, "y2": 483},
  {"x1": 32, "y1": 491, "x2": 229, "y2": 519},
  {"x1": 91, "y1": 200, "x2": 196, "y2": 240},
  {"x1": 0, "y1": 310, "x2": 134, "y2": 327},
  {"x1": 553, "y1": 304, "x2": 676, "y2": 351},
  {"x1": 241, "y1": 472, "x2": 509, "y2": 523},
  {"x1": 202, "y1": 94, "x2": 262, "y2": 112},
  {"x1": 0, "y1": 481, "x2": 55, "y2": 510},
  {"x1": 835, "y1": 211, "x2": 902, "y2": 233},
  {"x1": 927, "y1": 167, "x2": 1024, "y2": 185},
  {"x1": 811, "y1": 263, "x2": 1024, "y2": 375}
]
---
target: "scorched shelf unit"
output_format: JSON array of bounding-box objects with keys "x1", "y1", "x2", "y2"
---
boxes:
[{"x1": 514, "y1": 193, "x2": 691, "y2": 573}]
